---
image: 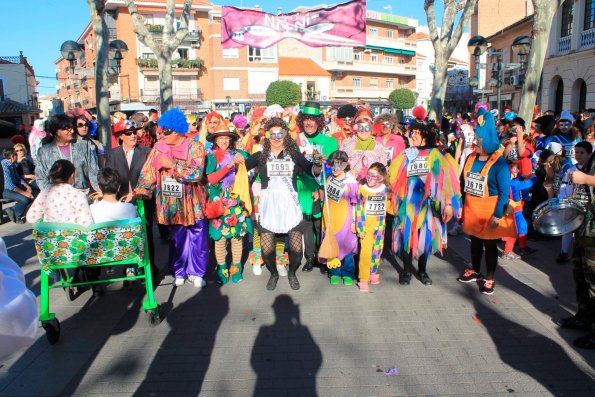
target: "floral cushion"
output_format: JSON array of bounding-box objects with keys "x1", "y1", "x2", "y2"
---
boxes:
[{"x1": 32, "y1": 218, "x2": 145, "y2": 271}]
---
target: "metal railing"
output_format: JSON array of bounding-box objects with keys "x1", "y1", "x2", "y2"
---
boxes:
[
  {"x1": 558, "y1": 35, "x2": 571, "y2": 54},
  {"x1": 580, "y1": 27, "x2": 595, "y2": 49}
]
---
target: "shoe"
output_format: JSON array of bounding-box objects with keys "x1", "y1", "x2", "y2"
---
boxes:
[
  {"x1": 330, "y1": 275, "x2": 341, "y2": 285},
  {"x1": 519, "y1": 246, "x2": 536, "y2": 256},
  {"x1": 418, "y1": 272, "x2": 432, "y2": 285},
  {"x1": 556, "y1": 252, "x2": 570, "y2": 264},
  {"x1": 252, "y1": 264, "x2": 263, "y2": 276},
  {"x1": 230, "y1": 263, "x2": 243, "y2": 283},
  {"x1": 370, "y1": 273, "x2": 380, "y2": 285},
  {"x1": 187, "y1": 275, "x2": 206, "y2": 289},
  {"x1": 174, "y1": 277, "x2": 185, "y2": 287},
  {"x1": 553, "y1": 316, "x2": 592, "y2": 331},
  {"x1": 573, "y1": 333, "x2": 595, "y2": 349},
  {"x1": 319, "y1": 264, "x2": 327, "y2": 275},
  {"x1": 217, "y1": 265, "x2": 230, "y2": 285},
  {"x1": 399, "y1": 271, "x2": 411, "y2": 285},
  {"x1": 457, "y1": 268, "x2": 480, "y2": 283},
  {"x1": 302, "y1": 257, "x2": 314, "y2": 272},
  {"x1": 15, "y1": 217, "x2": 25, "y2": 224},
  {"x1": 448, "y1": 223, "x2": 463, "y2": 236},
  {"x1": 5, "y1": 207, "x2": 16, "y2": 223},
  {"x1": 342, "y1": 276, "x2": 353, "y2": 286},
  {"x1": 501, "y1": 251, "x2": 520, "y2": 260},
  {"x1": 358, "y1": 281, "x2": 369, "y2": 292},
  {"x1": 479, "y1": 279, "x2": 495, "y2": 295},
  {"x1": 277, "y1": 264, "x2": 288, "y2": 277},
  {"x1": 266, "y1": 274, "x2": 279, "y2": 290},
  {"x1": 288, "y1": 272, "x2": 300, "y2": 290}
]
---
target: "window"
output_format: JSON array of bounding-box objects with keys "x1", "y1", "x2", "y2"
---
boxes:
[
  {"x1": 585, "y1": 0, "x2": 595, "y2": 30},
  {"x1": 383, "y1": 56, "x2": 393, "y2": 64},
  {"x1": 177, "y1": 48, "x2": 189, "y2": 60},
  {"x1": 399, "y1": 58, "x2": 406, "y2": 64},
  {"x1": 222, "y1": 48, "x2": 239, "y2": 58},
  {"x1": 369, "y1": 27, "x2": 378, "y2": 37},
  {"x1": 354, "y1": 52, "x2": 361, "y2": 61},
  {"x1": 327, "y1": 47, "x2": 354, "y2": 62},
  {"x1": 352, "y1": 78, "x2": 361, "y2": 88},
  {"x1": 223, "y1": 78, "x2": 240, "y2": 91},
  {"x1": 417, "y1": 61, "x2": 424, "y2": 70},
  {"x1": 370, "y1": 54, "x2": 378, "y2": 63},
  {"x1": 142, "y1": 14, "x2": 154, "y2": 24},
  {"x1": 248, "y1": 46, "x2": 276, "y2": 62},
  {"x1": 386, "y1": 79, "x2": 394, "y2": 89},
  {"x1": 386, "y1": 29, "x2": 393, "y2": 39},
  {"x1": 370, "y1": 78, "x2": 378, "y2": 88},
  {"x1": 561, "y1": 0, "x2": 574, "y2": 37}
]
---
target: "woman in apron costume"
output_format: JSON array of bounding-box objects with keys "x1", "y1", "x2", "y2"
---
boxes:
[
  {"x1": 242, "y1": 118, "x2": 323, "y2": 291},
  {"x1": 457, "y1": 108, "x2": 516, "y2": 295}
]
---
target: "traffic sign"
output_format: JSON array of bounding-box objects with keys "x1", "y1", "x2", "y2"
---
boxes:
[
  {"x1": 473, "y1": 89, "x2": 493, "y2": 94},
  {"x1": 504, "y1": 63, "x2": 521, "y2": 70}
]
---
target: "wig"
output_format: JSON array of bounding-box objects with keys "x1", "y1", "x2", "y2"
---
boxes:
[{"x1": 158, "y1": 107, "x2": 189, "y2": 134}]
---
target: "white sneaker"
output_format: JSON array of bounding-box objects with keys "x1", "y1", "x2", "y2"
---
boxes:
[
  {"x1": 277, "y1": 264, "x2": 288, "y2": 277},
  {"x1": 174, "y1": 277, "x2": 185, "y2": 287},
  {"x1": 253, "y1": 264, "x2": 263, "y2": 276},
  {"x1": 188, "y1": 275, "x2": 206, "y2": 288}
]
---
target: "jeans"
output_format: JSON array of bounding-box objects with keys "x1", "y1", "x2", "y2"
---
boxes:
[{"x1": 2, "y1": 189, "x2": 32, "y2": 219}]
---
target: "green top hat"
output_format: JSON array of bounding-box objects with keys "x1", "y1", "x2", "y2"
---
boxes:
[{"x1": 301, "y1": 101, "x2": 321, "y2": 116}]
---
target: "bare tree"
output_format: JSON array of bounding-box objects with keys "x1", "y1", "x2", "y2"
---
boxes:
[
  {"x1": 125, "y1": 0, "x2": 193, "y2": 113},
  {"x1": 424, "y1": 0, "x2": 478, "y2": 120},
  {"x1": 86, "y1": 0, "x2": 111, "y2": 147},
  {"x1": 518, "y1": 0, "x2": 564, "y2": 124}
]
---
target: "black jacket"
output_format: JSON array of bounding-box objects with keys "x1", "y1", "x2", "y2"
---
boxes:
[{"x1": 105, "y1": 145, "x2": 151, "y2": 198}]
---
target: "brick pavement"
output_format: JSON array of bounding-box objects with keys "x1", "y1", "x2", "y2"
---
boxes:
[{"x1": 0, "y1": 220, "x2": 594, "y2": 397}]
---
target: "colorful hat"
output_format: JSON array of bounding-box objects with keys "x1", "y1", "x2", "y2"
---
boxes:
[
  {"x1": 232, "y1": 114, "x2": 248, "y2": 130},
  {"x1": 300, "y1": 101, "x2": 321, "y2": 116},
  {"x1": 560, "y1": 110, "x2": 574, "y2": 123},
  {"x1": 113, "y1": 119, "x2": 137, "y2": 134},
  {"x1": 475, "y1": 107, "x2": 499, "y2": 154},
  {"x1": 158, "y1": 107, "x2": 189, "y2": 135},
  {"x1": 206, "y1": 123, "x2": 239, "y2": 142},
  {"x1": 412, "y1": 106, "x2": 427, "y2": 121}
]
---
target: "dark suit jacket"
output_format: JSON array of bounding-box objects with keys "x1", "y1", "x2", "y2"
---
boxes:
[{"x1": 105, "y1": 145, "x2": 151, "y2": 198}]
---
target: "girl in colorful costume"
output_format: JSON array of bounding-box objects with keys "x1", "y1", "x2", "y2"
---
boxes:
[
  {"x1": 356, "y1": 163, "x2": 390, "y2": 292},
  {"x1": 205, "y1": 124, "x2": 252, "y2": 284},
  {"x1": 389, "y1": 123, "x2": 461, "y2": 286},
  {"x1": 321, "y1": 150, "x2": 358, "y2": 285},
  {"x1": 135, "y1": 108, "x2": 209, "y2": 288}
]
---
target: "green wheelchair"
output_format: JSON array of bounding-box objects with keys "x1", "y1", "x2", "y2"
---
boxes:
[{"x1": 32, "y1": 200, "x2": 161, "y2": 344}]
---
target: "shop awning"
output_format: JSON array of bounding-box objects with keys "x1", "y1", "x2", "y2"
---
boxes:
[{"x1": 360, "y1": 45, "x2": 415, "y2": 56}]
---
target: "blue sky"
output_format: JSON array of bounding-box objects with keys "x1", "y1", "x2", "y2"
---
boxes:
[{"x1": 0, "y1": 0, "x2": 430, "y2": 96}]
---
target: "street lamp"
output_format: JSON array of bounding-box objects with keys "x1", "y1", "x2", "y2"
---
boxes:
[
  {"x1": 512, "y1": 35, "x2": 531, "y2": 76},
  {"x1": 467, "y1": 36, "x2": 488, "y2": 103},
  {"x1": 109, "y1": 40, "x2": 128, "y2": 74},
  {"x1": 60, "y1": 40, "x2": 82, "y2": 71}
]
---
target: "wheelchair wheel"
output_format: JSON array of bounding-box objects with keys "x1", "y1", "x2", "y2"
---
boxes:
[
  {"x1": 147, "y1": 305, "x2": 162, "y2": 327},
  {"x1": 43, "y1": 318, "x2": 61, "y2": 345}
]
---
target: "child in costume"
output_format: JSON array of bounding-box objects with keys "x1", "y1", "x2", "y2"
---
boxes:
[
  {"x1": 389, "y1": 122, "x2": 461, "y2": 286},
  {"x1": 356, "y1": 162, "x2": 390, "y2": 292},
  {"x1": 321, "y1": 151, "x2": 359, "y2": 285}
]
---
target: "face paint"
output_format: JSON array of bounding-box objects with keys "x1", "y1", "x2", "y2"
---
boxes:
[
  {"x1": 330, "y1": 161, "x2": 348, "y2": 173},
  {"x1": 367, "y1": 171, "x2": 382, "y2": 183}
]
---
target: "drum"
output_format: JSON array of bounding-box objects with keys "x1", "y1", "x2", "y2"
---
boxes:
[{"x1": 532, "y1": 198, "x2": 586, "y2": 236}]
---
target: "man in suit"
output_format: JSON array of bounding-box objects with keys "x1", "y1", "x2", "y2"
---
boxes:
[{"x1": 106, "y1": 119, "x2": 158, "y2": 282}]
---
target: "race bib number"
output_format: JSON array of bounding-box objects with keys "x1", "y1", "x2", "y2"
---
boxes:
[
  {"x1": 326, "y1": 179, "x2": 346, "y2": 202},
  {"x1": 385, "y1": 146, "x2": 394, "y2": 163},
  {"x1": 365, "y1": 195, "x2": 386, "y2": 216},
  {"x1": 573, "y1": 184, "x2": 590, "y2": 208},
  {"x1": 564, "y1": 144, "x2": 575, "y2": 159},
  {"x1": 464, "y1": 172, "x2": 486, "y2": 197},
  {"x1": 267, "y1": 159, "x2": 293, "y2": 177},
  {"x1": 407, "y1": 156, "x2": 430, "y2": 177},
  {"x1": 161, "y1": 176, "x2": 183, "y2": 198},
  {"x1": 507, "y1": 146, "x2": 519, "y2": 161}
]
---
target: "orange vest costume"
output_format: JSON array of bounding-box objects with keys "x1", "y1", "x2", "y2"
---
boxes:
[{"x1": 462, "y1": 153, "x2": 516, "y2": 239}]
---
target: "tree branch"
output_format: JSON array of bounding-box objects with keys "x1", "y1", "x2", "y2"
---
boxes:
[
  {"x1": 447, "y1": 0, "x2": 478, "y2": 53},
  {"x1": 424, "y1": 0, "x2": 440, "y2": 49},
  {"x1": 171, "y1": 0, "x2": 193, "y2": 51},
  {"x1": 125, "y1": 0, "x2": 157, "y2": 50}
]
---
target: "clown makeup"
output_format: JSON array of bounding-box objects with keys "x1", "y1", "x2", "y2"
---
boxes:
[
  {"x1": 343, "y1": 117, "x2": 353, "y2": 125},
  {"x1": 559, "y1": 121, "x2": 571, "y2": 130},
  {"x1": 303, "y1": 117, "x2": 319, "y2": 135},
  {"x1": 330, "y1": 160, "x2": 348, "y2": 176},
  {"x1": 366, "y1": 170, "x2": 383, "y2": 187}
]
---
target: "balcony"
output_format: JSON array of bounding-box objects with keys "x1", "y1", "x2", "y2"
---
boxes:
[
  {"x1": 146, "y1": 24, "x2": 163, "y2": 33},
  {"x1": 137, "y1": 58, "x2": 204, "y2": 70},
  {"x1": 324, "y1": 60, "x2": 416, "y2": 75},
  {"x1": 365, "y1": 37, "x2": 416, "y2": 52},
  {"x1": 580, "y1": 27, "x2": 595, "y2": 50},
  {"x1": 558, "y1": 35, "x2": 571, "y2": 54},
  {"x1": 330, "y1": 86, "x2": 395, "y2": 99},
  {"x1": 140, "y1": 89, "x2": 203, "y2": 102}
]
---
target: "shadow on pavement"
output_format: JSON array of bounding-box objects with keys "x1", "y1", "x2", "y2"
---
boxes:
[{"x1": 251, "y1": 294, "x2": 322, "y2": 397}]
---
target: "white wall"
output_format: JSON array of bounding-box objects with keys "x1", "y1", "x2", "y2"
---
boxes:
[{"x1": 0, "y1": 64, "x2": 29, "y2": 104}]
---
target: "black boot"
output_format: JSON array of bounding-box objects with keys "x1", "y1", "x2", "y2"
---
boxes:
[
  {"x1": 302, "y1": 256, "x2": 315, "y2": 272},
  {"x1": 288, "y1": 253, "x2": 301, "y2": 290},
  {"x1": 264, "y1": 259, "x2": 279, "y2": 291}
]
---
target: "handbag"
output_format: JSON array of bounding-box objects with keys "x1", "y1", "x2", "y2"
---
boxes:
[{"x1": 204, "y1": 199, "x2": 225, "y2": 219}]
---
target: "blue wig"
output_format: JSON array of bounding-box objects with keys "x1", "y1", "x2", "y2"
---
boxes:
[
  {"x1": 475, "y1": 107, "x2": 499, "y2": 154},
  {"x1": 158, "y1": 107, "x2": 188, "y2": 134}
]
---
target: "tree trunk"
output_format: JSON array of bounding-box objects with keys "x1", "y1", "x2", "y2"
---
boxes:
[
  {"x1": 424, "y1": 0, "x2": 478, "y2": 120},
  {"x1": 158, "y1": 55, "x2": 174, "y2": 113},
  {"x1": 518, "y1": 0, "x2": 562, "y2": 124},
  {"x1": 87, "y1": 0, "x2": 111, "y2": 149}
]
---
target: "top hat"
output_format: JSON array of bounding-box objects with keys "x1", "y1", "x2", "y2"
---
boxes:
[{"x1": 300, "y1": 101, "x2": 321, "y2": 116}]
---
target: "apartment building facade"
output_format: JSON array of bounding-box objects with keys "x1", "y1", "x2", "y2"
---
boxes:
[
  {"x1": 56, "y1": 2, "x2": 417, "y2": 115},
  {"x1": 0, "y1": 52, "x2": 41, "y2": 129}
]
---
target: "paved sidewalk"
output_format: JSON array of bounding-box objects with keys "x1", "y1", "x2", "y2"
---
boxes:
[{"x1": 0, "y1": 220, "x2": 594, "y2": 396}]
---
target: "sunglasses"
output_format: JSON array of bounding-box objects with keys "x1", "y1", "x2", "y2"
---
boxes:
[
  {"x1": 355, "y1": 123, "x2": 372, "y2": 132},
  {"x1": 162, "y1": 128, "x2": 175, "y2": 136},
  {"x1": 15, "y1": 149, "x2": 24, "y2": 153},
  {"x1": 77, "y1": 122, "x2": 89, "y2": 128},
  {"x1": 121, "y1": 130, "x2": 135, "y2": 136}
]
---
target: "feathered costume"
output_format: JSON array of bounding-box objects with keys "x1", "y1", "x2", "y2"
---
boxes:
[{"x1": 389, "y1": 147, "x2": 462, "y2": 258}]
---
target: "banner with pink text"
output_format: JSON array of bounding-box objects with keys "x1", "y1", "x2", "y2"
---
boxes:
[{"x1": 221, "y1": 0, "x2": 366, "y2": 49}]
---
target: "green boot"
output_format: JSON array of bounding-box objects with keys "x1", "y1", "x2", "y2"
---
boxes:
[
  {"x1": 230, "y1": 262, "x2": 243, "y2": 283},
  {"x1": 217, "y1": 264, "x2": 229, "y2": 285}
]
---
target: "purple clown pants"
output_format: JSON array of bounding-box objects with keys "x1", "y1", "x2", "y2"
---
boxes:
[{"x1": 169, "y1": 219, "x2": 209, "y2": 279}]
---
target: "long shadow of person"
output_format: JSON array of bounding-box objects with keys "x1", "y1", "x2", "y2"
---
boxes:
[
  {"x1": 131, "y1": 285, "x2": 229, "y2": 396},
  {"x1": 251, "y1": 295, "x2": 322, "y2": 397}
]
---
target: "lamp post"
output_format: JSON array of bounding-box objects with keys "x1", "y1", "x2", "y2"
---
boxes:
[
  {"x1": 467, "y1": 35, "x2": 488, "y2": 104},
  {"x1": 512, "y1": 35, "x2": 531, "y2": 79},
  {"x1": 108, "y1": 40, "x2": 128, "y2": 75},
  {"x1": 60, "y1": 40, "x2": 82, "y2": 71}
]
